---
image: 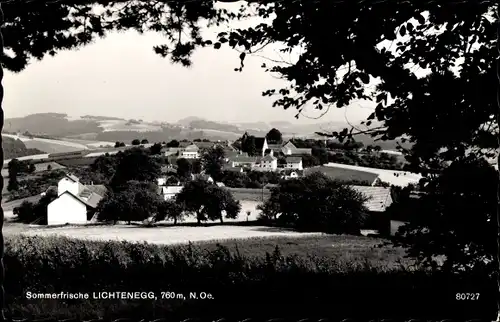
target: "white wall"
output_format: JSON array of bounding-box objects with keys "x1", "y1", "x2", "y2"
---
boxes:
[
  {"x1": 58, "y1": 178, "x2": 79, "y2": 196},
  {"x1": 181, "y1": 151, "x2": 199, "y2": 159},
  {"x1": 287, "y1": 161, "x2": 303, "y2": 170},
  {"x1": 47, "y1": 194, "x2": 88, "y2": 225}
]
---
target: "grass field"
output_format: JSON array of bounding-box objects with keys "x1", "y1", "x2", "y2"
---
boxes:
[
  {"x1": 22, "y1": 140, "x2": 87, "y2": 154},
  {"x1": 229, "y1": 187, "x2": 272, "y2": 202}
]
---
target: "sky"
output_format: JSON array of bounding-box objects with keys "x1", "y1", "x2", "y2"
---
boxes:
[{"x1": 2, "y1": 4, "x2": 377, "y2": 125}]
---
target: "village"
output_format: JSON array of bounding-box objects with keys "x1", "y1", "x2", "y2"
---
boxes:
[{"x1": 1, "y1": 129, "x2": 422, "y2": 242}]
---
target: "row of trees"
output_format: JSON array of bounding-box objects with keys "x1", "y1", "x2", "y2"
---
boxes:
[{"x1": 96, "y1": 177, "x2": 241, "y2": 225}]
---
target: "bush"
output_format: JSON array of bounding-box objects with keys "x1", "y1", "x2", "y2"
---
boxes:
[{"x1": 3, "y1": 235, "x2": 495, "y2": 320}]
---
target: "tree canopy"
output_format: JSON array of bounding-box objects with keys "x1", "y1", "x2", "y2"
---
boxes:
[{"x1": 2, "y1": 1, "x2": 495, "y2": 173}]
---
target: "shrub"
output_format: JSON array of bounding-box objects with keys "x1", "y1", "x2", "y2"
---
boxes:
[{"x1": 3, "y1": 235, "x2": 495, "y2": 320}]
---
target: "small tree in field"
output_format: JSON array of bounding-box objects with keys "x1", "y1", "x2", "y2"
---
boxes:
[
  {"x1": 131, "y1": 139, "x2": 141, "y2": 146},
  {"x1": 203, "y1": 185, "x2": 241, "y2": 223},
  {"x1": 260, "y1": 172, "x2": 368, "y2": 234}
]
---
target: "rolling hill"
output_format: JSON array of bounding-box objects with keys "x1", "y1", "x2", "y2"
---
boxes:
[
  {"x1": 2, "y1": 136, "x2": 46, "y2": 160},
  {"x1": 4, "y1": 113, "x2": 410, "y2": 151}
]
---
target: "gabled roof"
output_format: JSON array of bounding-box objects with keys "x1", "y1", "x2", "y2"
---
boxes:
[
  {"x1": 286, "y1": 156, "x2": 302, "y2": 163},
  {"x1": 54, "y1": 189, "x2": 104, "y2": 209},
  {"x1": 293, "y1": 148, "x2": 312, "y2": 154},
  {"x1": 229, "y1": 156, "x2": 258, "y2": 163},
  {"x1": 351, "y1": 186, "x2": 393, "y2": 212},
  {"x1": 184, "y1": 144, "x2": 200, "y2": 152},
  {"x1": 283, "y1": 141, "x2": 297, "y2": 149},
  {"x1": 65, "y1": 173, "x2": 80, "y2": 183},
  {"x1": 259, "y1": 155, "x2": 277, "y2": 162},
  {"x1": 267, "y1": 144, "x2": 283, "y2": 150},
  {"x1": 194, "y1": 141, "x2": 215, "y2": 149},
  {"x1": 178, "y1": 141, "x2": 192, "y2": 148}
]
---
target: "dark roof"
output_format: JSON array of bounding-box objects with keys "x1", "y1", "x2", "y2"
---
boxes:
[
  {"x1": 304, "y1": 166, "x2": 380, "y2": 185},
  {"x1": 223, "y1": 165, "x2": 243, "y2": 172},
  {"x1": 254, "y1": 137, "x2": 267, "y2": 150},
  {"x1": 259, "y1": 155, "x2": 277, "y2": 162},
  {"x1": 267, "y1": 144, "x2": 283, "y2": 150},
  {"x1": 351, "y1": 186, "x2": 393, "y2": 212},
  {"x1": 65, "y1": 174, "x2": 80, "y2": 182},
  {"x1": 178, "y1": 141, "x2": 192, "y2": 148},
  {"x1": 194, "y1": 142, "x2": 215, "y2": 149},
  {"x1": 286, "y1": 156, "x2": 302, "y2": 163},
  {"x1": 229, "y1": 156, "x2": 258, "y2": 163}
]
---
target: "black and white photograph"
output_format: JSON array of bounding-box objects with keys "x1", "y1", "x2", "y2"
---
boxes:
[{"x1": 0, "y1": 0, "x2": 497, "y2": 321}]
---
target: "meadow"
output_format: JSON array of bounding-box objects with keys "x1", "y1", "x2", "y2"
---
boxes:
[{"x1": 3, "y1": 234, "x2": 494, "y2": 320}]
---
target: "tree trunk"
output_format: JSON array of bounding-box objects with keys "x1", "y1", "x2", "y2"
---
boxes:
[
  {"x1": 496, "y1": 6, "x2": 500, "y2": 321},
  {"x1": 174, "y1": 217, "x2": 177, "y2": 225},
  {"x1": 220, "y1": 216, "x2": 224, "y2": 224},
  {"x1": 0, "y1": 4, "x2": 6, "y2": 320}
]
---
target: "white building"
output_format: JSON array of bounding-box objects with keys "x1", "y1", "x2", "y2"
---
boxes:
[
  {"x1": 161, "y1": 186, "x2": 184, "y2": 200},
  {"x1": 255, "y1": 155, "x2": 278, "y2": 171},
  {"x1": 180, "y1": 144, "x2": 200, "y2": 159},
  {"x1": 229, "y1": 156, "x2": 257, "y2": 168},
  {"x1": 47, "y1": 174, "x2": 107, "y2": 226},
  {"x1": 157, "y1": 177, "x2": 167, "y2": 186},
  {"x1": 285, "y1": 156, "x2": 303, "y2": 170}
]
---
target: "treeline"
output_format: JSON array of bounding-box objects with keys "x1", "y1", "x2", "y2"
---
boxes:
[{"x1": 3, "y1": 136, "x2": 45, "y2": 160}]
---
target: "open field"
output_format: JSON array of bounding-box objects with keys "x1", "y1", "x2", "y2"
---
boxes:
[
  {"x1": 229, "y1": 187, "x2": 272, "y2": 202},
  {"x1": 98, "y1": 119, "x2": 162, "y2": 132},
  {"x1": 324, "y1": 162, "x2": 422, "y2": 187},
  {"x1": 4, "y1": 223, "x2": 324, "y2": 245}
]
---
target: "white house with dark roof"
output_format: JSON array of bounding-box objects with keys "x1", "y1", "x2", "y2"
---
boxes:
[
  {"x1": 285, "y1": 156, "x2": 303, "y2": 170},
  {"x1": 180, "y1": 144, "x2": 200, "y2": 159},
  {"x1": 47, "y1": 174, "x2": 108, "y2": 226},
  {"x1": 254, "y1": 155, "x2": 278, "y2": 171},
  {"x1": 229, "y1": 155, "x2": 258, "y2": 168}
]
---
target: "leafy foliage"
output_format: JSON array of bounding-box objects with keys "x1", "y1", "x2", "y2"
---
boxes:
[
  {"x1": 175, "y1": 178, "x2": 241, "y2": 224},
  {"x1": 97, "y1": 181, "x2": 161, "y2": 224},
  {"x1": 259, "y1": 172, "x2": 368, "y2": 234},
  {"x1": 393, "y1": 157, "x2": 497, "y2": 274},
  {"x1": 109, "y1": 147, "x2": 162, "y2": 191},
  {"x1": 201, "y1": 145, "x2": 225, "y2": 182},
  {"x1": 266, "y1": 128, "x2": 282, "y2": 144}
]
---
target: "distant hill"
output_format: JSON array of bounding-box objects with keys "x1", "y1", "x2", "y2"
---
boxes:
[
  {"x1": 81, "y1": 115, "x2": 126, "y2": 121},
  {"x1": 2, "y1": 136, "x2": 45, "y2": 159},
  {"x1": 5, "y1": 113, "x2": 102, "y2": 137},
  {"x1": 5, "y1": 113, "x2": 411, "y2": 151}
]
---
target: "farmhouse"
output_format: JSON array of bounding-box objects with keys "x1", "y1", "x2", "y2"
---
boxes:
[
  {"x1": 47, "y1": 174, "x2": 107, "y2": 226},
  {"x1": 254, "y1": 155, "x2": 278, "y2": 171},
  {"x1": 229, "y1": 155, "x2": 258, "y2": 168},
  {"x1": 285, "y1": 156, "x2": 303, "y2": 170},
  {"x1": 351, "y1": 186, "x2": 393, "y2": 236},
  {"x1": 282, "y1": 141, "x2": 312, "y2": 155},
  {"x1": 179, "y1": 144, "x2": 200, "y2": 159}
]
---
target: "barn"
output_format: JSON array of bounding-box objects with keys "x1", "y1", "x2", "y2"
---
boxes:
[{"x1": 47, "y1": 174, "x2": 107, "y2": 225}]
